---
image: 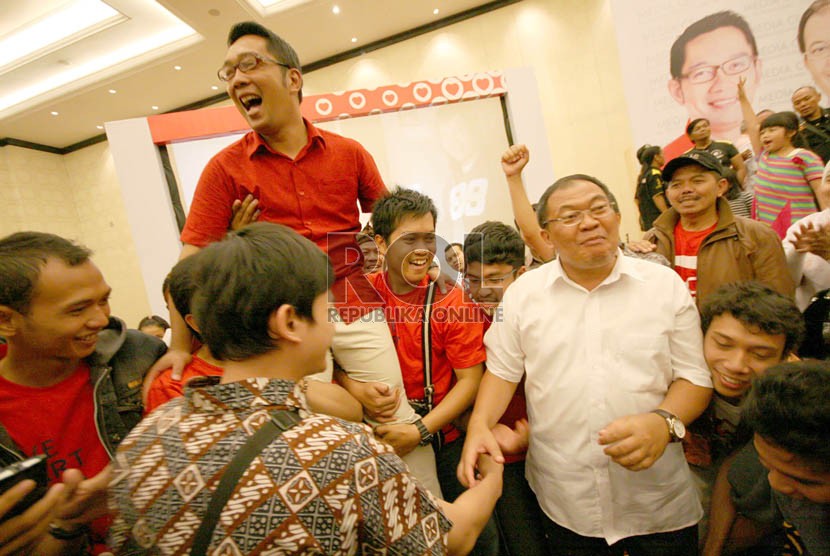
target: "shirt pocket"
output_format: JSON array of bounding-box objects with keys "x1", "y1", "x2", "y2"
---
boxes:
[{"x1": 609, "y1": 334, "x2": 672, "y2": 394}]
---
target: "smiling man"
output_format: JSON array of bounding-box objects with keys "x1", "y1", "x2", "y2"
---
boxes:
[
  {"x1": 664, "y1": 11, "x2": 762, "y2": 161},
  {"x1": 646, "y1": 151, "x2": 793, "y2": 305},
  {"x1": 0, "y1": 231, "x2": 166, "y2": 554},
  {"x1": 460, "y1": 174, "x2": 713, "y2": 554}
]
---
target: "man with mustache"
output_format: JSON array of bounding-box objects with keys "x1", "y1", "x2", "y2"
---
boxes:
[{"x1": 645, "y1": 151, "x2": 793, "y2": 306}]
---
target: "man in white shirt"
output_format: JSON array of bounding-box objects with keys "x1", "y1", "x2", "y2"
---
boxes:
[{"x1": 459, "y1": 174, "x2": 713, "y2": 555}]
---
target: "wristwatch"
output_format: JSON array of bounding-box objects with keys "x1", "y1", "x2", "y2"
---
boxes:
[
  {"x1": 414, "y1": 418, "x2": 434, "y2": 446},
  {"x1": 650, "y1": 409, "x2": 686, "y2": 442}
]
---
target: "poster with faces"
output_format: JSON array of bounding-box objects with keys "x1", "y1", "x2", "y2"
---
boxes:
[{"x1": 610, "y1": 0, "x2": 826, "y2": 150}]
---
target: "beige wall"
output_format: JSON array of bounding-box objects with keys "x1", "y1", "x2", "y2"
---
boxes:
[
  {"x1": 0, "y1": 0, "x2": 641, "y2": 321},
  {"x1": 0, "y1": 143, "x2": 151, "y2": 326}
]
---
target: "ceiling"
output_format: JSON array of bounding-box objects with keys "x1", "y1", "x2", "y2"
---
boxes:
[{"x1": 0, "y1": 0, "x2": 506, "y2": 151}]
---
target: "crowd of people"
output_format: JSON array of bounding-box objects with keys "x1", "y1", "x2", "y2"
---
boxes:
[{"x1": 1, "y1": 14, "x2": 829, "y2": 556}]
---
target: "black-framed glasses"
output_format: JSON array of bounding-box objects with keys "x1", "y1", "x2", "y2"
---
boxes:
[
  {"x1": 217, "y1": 53, "x2": 291, "y2": 82},
  {"x1": 680, "y1": 54, "x2": 755, "y2": 84},
  {"x1": 807, "y1": 42, "x2": 830, "y2": 60},
  {"x1": 542, "y1": 203, "x2": 614, "y2": 227},
  {"x1": 464, "y1": 269, "x2": 518, "y2": 290}
]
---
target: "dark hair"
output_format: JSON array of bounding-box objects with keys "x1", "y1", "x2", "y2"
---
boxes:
[
  {"x1": 670, "y1": 11, "x2": 758, "y2": 79},
  {"x1": 536, "y1": 174, "x2": 620, "y2": 227},
  {"x1": 228, "y1": 22, "x2": 303, "y2": 102},
  {"x1": 164, "y1": 255, "x2": 203, "y2": 340},
  {"x1": 686, "y1": 118, "x2": 709, "y2": 138},
  {"x1": 798, "y1": 0, "x2": 830, "y2": 53},
  {"x1": 371, "y1": 187, "x2": 438, "y2": 243},
  {"x1": 0, "y1": 231, "x2": 92, "y2": 314},
  {"x1": 742, "y1": 360, "x2": 830, "y2": 471},
  {"x1": 138, "y1": 315, "x2": 169, "y2": 331},
  {"x1": 444, "y1": 242, "x2": 463, "y2": 253},
  {"x1": 463, "y1": 221, "x2": 525, "y2": 270},
  {"x1": 636, "y1": 144, "x2": 662, "y2": 184},
  {"x1": 191, "y1": 223, "x2": 333, "y2": 361},
  {"x1": 700, "y1": 282, "x2": 804, "y2": 356},
  {"x1": 760, "y1": 111, "x2": 809, "y2": 148}
]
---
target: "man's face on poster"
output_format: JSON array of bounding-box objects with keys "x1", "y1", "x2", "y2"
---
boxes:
[{"x1": 669, "y1": 26, "x2": 762, "y2": 136}]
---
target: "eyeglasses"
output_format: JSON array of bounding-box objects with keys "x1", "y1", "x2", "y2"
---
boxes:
[
  {"x1": 807, "y1": 42, "x2": 830, "y2": 60},
  {"x1": 680, "y1": 54, "x2": 755, "y2": 84},
  {"x1": 464, "y1": 269, "x2": 517, "y2": 290},
  {"x1": 542, "y1": 203, "x2": 614, "y2": 227},
  {"x1": 217, "y1": 53, "x2": 291, "y2": 82}
]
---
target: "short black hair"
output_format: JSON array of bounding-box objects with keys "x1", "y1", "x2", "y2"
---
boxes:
[
  {"x1": 742, "y1": 360, "x2": 830, "y2": 471},
  {"x1": 138, "y1": 315, "x2": 169, "y2": 331},
  {"x1": 700, "y1": 282, "x2": 804, "y2": 356},
  {"x1": 191, "y1": 223, "x2": 333, "y2": 361},
  {"x1": 0, "y1": 231, "x2": 92, "y2": 314},
  {"x1": 371, "y1": 187, "x2": 438, "y2": 243},
  {"x1": 463, "y1": 221, "x2": 525, "y2": 270},
  {"x1": 760, "y1": 111, "x2": 809, "y2": 148},
  {"x1": 686, "y1": 118, "x2": 709, "y2": 137},
  {"x1": 227, "y1": 21, "x2": 303, "y2": 102},
  {"x1": 798, "y1": 0, "x2": 830, "y2": 53},
  {"x1": 536, "y1": 174, "x2": 620, "y2": 227},
  {"x1": 670, "y1": 11, "x2": 758, "y2": 80},
  {"x1": 444, "y1": 242, "x2": 463, "y2": 253},
  {"x1": 164, "y1": 255, "x2": 203, "y2": 341}
]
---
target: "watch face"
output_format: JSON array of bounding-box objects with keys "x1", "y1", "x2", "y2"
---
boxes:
[{"x1": 673, "y1": 419, "x2": 686, "y2": 439}]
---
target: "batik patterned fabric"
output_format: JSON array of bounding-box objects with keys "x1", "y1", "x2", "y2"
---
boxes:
[{"x1": 109, "y1": 376, "x2": 450, "y2": 555}]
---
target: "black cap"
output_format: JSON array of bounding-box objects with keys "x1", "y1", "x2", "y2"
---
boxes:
[{"x1": 662, "y1": 150, "x2": 724, "y2": 181}]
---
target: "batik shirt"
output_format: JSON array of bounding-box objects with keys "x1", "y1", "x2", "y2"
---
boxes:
[{"x1": 109, "y1": 376, "x2": 451, "y2": 555}]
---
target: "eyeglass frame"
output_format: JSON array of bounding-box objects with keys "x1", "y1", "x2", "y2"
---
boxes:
[
  {"x1": 541, "y1": 202, "x2": 615, "y2": 228},
  {"x1": 806, "y1": 41, "x2": 830, "y2": 60},
  {"x1": 217, "y1": 53, "x2": 292, "y2": 82},
  {"x1": 679, "y1": 54, "x2": 756, "y2": 85},
  {"x1": 463, "y1": 269, "x2": 518, "y2": 290}
]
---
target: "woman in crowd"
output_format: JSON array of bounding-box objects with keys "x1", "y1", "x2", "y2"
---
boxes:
[{"x1": 635, "y1": 144, "x2": 668, "y2": 231}]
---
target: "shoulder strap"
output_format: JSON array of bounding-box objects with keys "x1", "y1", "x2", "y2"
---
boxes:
[
  {"x1": 803, "y1": 121, "x2": 830, "y2": 142},
  {"x1": 421, "y1": 281, "x2": 437, "y2": 411},
  {"x1": 190, "y1": 409, "x2": 302, "y2": 556}
]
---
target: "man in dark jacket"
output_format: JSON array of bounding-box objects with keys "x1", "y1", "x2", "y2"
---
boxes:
[
  {"x1": 0, "y1": 231, "x2": 165, "y2": 554},
  {"x1": 645, "y1": 151, "x2": 794, "y2": 306}
]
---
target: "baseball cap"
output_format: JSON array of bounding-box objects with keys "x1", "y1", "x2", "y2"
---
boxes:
[{"x1": 662, "y1": 150, "x2": 725, "y2": 181}]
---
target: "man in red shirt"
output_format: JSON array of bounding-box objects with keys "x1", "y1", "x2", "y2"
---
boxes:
[
  {"x1": 0, "y1": 231, "x2": 166, "y2": 554},
  {"x1": 462, "y1": 220, "x2": 547, "y2": 556}
]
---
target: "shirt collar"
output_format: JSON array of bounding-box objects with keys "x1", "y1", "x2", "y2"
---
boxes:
[
  {"x1": 245, "y1": 118, "x2": 326, "y2": 159},
  {"x1": 184, "y1": 375, "x2": 308, "y2": 414},
  {"x1": 546, "y1": 248, "x2": 645, "y2": 291}
]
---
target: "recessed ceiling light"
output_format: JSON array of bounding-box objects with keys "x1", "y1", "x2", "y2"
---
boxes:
[
  {"x1": 332, "y1": 5, "x2": 340, "y2": 14},
  {"x1": 174, "y1": 65, "x2": 182, "y2": 70},
  {"x1": 50, "y1": 111, "x2": 59, "y2": 116},
  {"x1": 433, "y1": 8, "x2": 439, "y2": 15},
  {"x1": 96, "y1": 125, "x2": 104, "y2": 130},
  {"x1": 152, "y1": 105, "x2": 159, "y2": 110},
  {"x1": 211, "y1": 85, "x2": 219, "y2": 90},
  {"x1": 108, "y1": 89, "x2": 116, "y2": 94},
  {"x1": 351, "y1": 37, "x2": 357, "y2": 43}
]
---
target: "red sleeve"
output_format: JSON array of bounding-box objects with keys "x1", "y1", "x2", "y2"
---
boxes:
[
  {"x1": 355, "y1": 145, "x2": 388, "y2": 213},
  {"x1": 180, "y1": 156, "x2": 237, "y2": 247},
  {"x1": 438, "y1": 290, "x2": 487, "y2": 370},
  {"x1": 144, "y1": 369, "x2": 183, "y2": 415}
]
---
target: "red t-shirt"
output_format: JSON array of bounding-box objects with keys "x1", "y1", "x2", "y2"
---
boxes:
[
  {"x1": 480, "y1": 308, "x2": 528, "y2": 464},
  {"x1": 0, "y1": 344, "x2": 111, "y2": 549},
  {"x1": 673, "y1": 221, "x2": 717, "y2": 298},
  {"x1": 180, "y1": 120, "x2": 387, "y2": 315},
  {"x1": 145, "y1": 355, "x2": 223, "y2": 414},
  {"x1": 368, "y1": 273, "x2": 486, "y2": 444}
]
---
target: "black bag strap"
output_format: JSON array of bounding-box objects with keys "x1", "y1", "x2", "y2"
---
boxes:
[
  {"x1": 420, "y1": 281, "x2": 437, "y2": 412},
  {"x1": 803, "y1": 121, "x2": 830, "y2": 143},
  {"x1": 190, "y1": 409, "x2": 302, "y2": 556}
]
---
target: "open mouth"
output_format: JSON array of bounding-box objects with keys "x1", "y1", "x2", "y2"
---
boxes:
[
  {"x1": 239, "y1": 93, "x2": 263, "y2": 112},
  {"x1": 715, "y1": 371, "x2": 748, "y2": 390},
  {"x1": 709, "y1": 98, "x2": 736, "y2": 109},
  {"x1": 75, "y1": 333, "x2": 98, "y2": 346},
  {"x1": 407, "y1": 255, "x2": 429, "y2": 270}
]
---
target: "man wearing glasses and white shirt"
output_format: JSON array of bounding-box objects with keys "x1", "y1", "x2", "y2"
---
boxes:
[{"x1": 459, "y1": 174, "x2": 713, "y2": 556}]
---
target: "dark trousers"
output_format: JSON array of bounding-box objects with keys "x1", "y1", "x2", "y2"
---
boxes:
[
  {"x1": 542, "y1": 516, "x2": 698, "y2": 556},
  {"x1": 436, "y1": 435, "x2": 500, "y2": 556},
  {"x1": 495, "y1": 460, "x2": 548, "y2": 556}
]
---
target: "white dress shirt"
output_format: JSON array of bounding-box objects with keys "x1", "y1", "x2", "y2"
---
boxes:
[
  {"x1": 485, "y1": 251, "x2": 711, "y2": 544},
  {"x1": 783, "y1": 208, "x2": 830, "y2": 310}
]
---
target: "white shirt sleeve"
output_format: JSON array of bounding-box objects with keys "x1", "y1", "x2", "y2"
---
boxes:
[
  {"x1": 668, "y1": 275, "x2": 712, "y2": 388},
  {"x1": 483, "y1": 288, "x2": 525, "y2": 384}
]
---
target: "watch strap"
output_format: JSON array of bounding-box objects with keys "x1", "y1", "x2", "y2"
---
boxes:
[
  {"x1": 650, "y1": 409, "x2": 682, "y2": 442},
  {"x1": 414, "y1": 418, "x2": 432, "y2": 446}
]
